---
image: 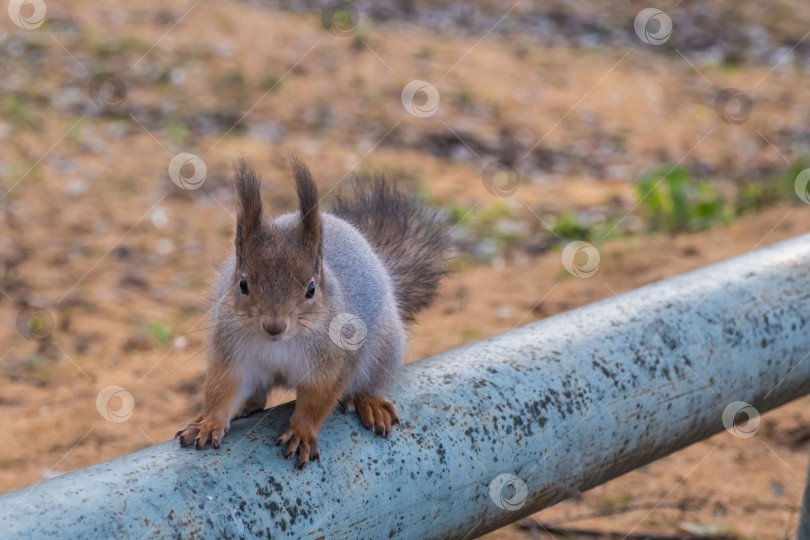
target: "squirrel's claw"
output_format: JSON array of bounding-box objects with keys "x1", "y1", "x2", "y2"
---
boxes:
[
  {"x1": 277, "y1": 426, "x2": 320, "y2": 470},
  {"x1": 348, "y1": 395, "x2": 400, "y2": 438},
  {"x1": 284, "y1": 437, "x2": 300, "y2": 459},
  {"x1": 295, "y1": 439, "x2": 320, "y2": 470},
  {"x1": 275, "y1": 431, "x2": 292, "y2": 447},
  {"x1": 176, "y1": 416, "x2": 228, "y2": 451},
  {"x1": 177, "y1": 434, "x2": 194, "y2": 447}
]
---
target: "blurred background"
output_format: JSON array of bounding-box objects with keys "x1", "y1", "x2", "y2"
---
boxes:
[{"x1": 2, "y1": 0, "x2": 810, "y2": 537}]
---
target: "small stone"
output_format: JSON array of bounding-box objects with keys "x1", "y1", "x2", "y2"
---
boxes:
[
  {"x1": 155, "y1": 238, "x2": 174, "y2": 255},
  {"x1": 66, "y1": 179, "x2": 89, "y2": 197},
  {"x1": 150, "y1": 208, "x2": 168, "y2": 229},
  {"x1": 496, "y1": 308, "x2": 514, "y2": 319}
]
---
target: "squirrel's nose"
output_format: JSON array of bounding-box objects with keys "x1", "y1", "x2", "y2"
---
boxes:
[{"x1": 263, "y1": 320, "x2": 287, "y2": 337}]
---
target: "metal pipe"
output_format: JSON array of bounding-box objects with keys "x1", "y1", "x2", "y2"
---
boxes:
[{"x1": 2, "y1": 234, "x2": 810, "y2": 539}]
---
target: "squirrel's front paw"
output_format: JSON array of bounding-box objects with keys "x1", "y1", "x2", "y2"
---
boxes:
[
  {"x1": 343, "y1": 395, "x2": 400, "y2": 437},
  {"x1": 175, "y1": 415, "x2": 230, "y2": 450},
  {"x1": 276, "y1": 424, "x2": 320, "y2": 470}
]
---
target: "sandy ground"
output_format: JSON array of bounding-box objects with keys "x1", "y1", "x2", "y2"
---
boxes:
[{"x1": 2, "y1": 1, "x2": 810, "y2": 538}]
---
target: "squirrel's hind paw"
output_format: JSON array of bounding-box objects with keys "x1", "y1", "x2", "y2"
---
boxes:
[
  {"x1": 343, "y1": 395, "x2": 400, "y2": 438},
  {"x1": 175, "y1": 415, "x2": 229, "y2": 450}
]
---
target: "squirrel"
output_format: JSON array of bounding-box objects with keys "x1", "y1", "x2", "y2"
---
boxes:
[{"x1": 175, "y1": 156, "x2": 449, "y2": 469}]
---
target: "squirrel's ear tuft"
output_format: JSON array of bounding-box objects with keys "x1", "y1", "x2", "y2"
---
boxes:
[
  {"x1": 234, "y1": 158, "x2": 263, "y2": 264},
  {"x1": 290, "y1": 156, "x2": 322, "y2": 263}
]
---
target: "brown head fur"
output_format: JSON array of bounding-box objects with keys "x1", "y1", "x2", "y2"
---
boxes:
[
  {"x1": 291, "y1": 155, "x2": 323, "y2": 270},
  {"x1": 229, "y1": 157, "x2": 329, "y2": 341},
  {"x1": 234, "y1": 158, "x2": 263, "y2": 268}
]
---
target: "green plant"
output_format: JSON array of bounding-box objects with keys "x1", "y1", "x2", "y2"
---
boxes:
[
  {"x1": 772, "y1": 156, "x2": 809, "y2": 202},
  {"x1": 121, "y1": 37, "x2": 149, "y2": 53},
  {"x1": 460, "y1": 325, "x2": 480, "y2": 340},
  {"x1": 223, "y1": 68, "x2": 245, "y2": 87},
  {"x1": 322, "y1": 5, "x2": 355, "y2": 33},
  {"x1": 166, "y1": 121, "x2": 188, "y2": 147},
  {"x1": 259, "y1": 73, "x2": 282, "y2": 92},
  {"x1": 689, "y1": 180, "x2": 728, "y2": 230},
  {"x1": 736, "y1": 157, "x2": 808, "y2": 214},
  {"x1": 637, "y1": 166, "x2": 728, "y2": 233},
  {"x1": 736, "y1": 181, "x2": 765, "y2": 215},
  {"x1": 3, "y1": 93, "x2": 28, "y2": 125},
  {"x1": 351, "y1": 25, "x2": 370, "y2": 50},
  {"x1": 453, "y1": 88, "x2": 475, "y2": 111},
  {"x1": 417, "y1": 46, "x2": 434, "y2": 60},
  {"x1": 599, "y1": 492, "x2": 633, "y2": 510},
  {"x1": 148, "y1": 323, "x2": 173, "y2": 346},
  {"x1": 550, "y1": 212, "x2": 589, "y2": 240}
]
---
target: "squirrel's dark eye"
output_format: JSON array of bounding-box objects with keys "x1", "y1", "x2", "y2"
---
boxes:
[
  {"x1": 306, "y1": 281, "x2": 315, "y2": 299},
  {"x1": 240, "y1": 277, "x2": 248, "y2": 295}
]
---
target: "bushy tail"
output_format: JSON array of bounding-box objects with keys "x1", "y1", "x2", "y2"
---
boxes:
[{"x1": 331, "y1": 177, "x2": 450, "y2": 324}]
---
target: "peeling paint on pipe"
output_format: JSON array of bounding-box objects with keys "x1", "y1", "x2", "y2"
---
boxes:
[{"x1": 2, "y1": 235, "x2": 810, "y2": 539}]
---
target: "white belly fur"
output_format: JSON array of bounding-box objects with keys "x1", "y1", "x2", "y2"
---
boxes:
[{"x1": 226, "y1": 330, "x2": 312, "y2": 417}]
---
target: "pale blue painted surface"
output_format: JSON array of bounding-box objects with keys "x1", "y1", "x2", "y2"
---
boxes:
[{"x1": 2, "y1": 234, "x2": 810, "y2": 538}]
